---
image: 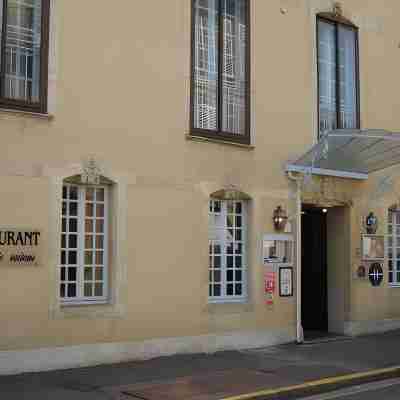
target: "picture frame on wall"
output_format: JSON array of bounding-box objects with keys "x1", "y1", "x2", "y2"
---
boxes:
[
  {"x1": 279, "y1": 266, "x2": 293, "y2": 297},
  {"x1": 361, "y1": 235, "x2": 385, "y2": 260},
  {"x1": 262, "y1": 234, "x2": 293, "y2": 266}
]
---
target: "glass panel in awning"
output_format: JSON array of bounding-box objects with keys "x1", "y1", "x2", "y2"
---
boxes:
[{"x1": 286, "y1": 130, "x2": 400, "y2": 180}]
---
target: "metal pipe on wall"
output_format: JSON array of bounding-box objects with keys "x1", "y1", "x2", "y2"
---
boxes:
[{"x1": 288, "y1": 171, "x2": 304, "y2": 343}]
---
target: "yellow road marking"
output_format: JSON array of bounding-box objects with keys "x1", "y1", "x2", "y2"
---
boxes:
[{"x1": 220, "y1": 365, "x2": 400, "y2": 400}]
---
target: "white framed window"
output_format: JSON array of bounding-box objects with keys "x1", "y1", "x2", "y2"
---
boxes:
[
  {"x1": 209, "y1": 199, "x2": 247, "y2": 302},
  {"x1": 60, "y1": 184, "x2": 108, "y2": 304},
  {"x1": 388, "y1": 209, "x2": 400, "y2": 286}
]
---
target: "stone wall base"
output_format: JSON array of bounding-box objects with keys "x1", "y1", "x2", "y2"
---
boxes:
[
  {"x1": 0, "y1": 327, "x2": 295, "y2": 375},
  {"x1": 344, "y1": 318, "x2": 400, "y2": 336}
]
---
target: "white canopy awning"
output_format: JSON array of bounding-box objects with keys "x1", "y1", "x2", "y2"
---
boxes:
[{"x1": 286, "y1": 129, "x2": 400, "y2": 180}]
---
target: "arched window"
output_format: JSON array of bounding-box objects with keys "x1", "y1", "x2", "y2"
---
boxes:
[
  {"x1": 208, "y1": 191, "x2": 249, "y2": 301},
  {"x1": 317, "y1": 12, "x2": 359, "y2": 137},
  {"x1": 60, "y1": 179, "x2": 110, "y2": 304}
]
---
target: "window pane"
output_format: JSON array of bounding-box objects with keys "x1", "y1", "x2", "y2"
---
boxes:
[
  {"x1": 96, "y1": 219, "x2": 104, "y2": 233},
  {"x1": 86, "y1": 188, "x2": 94, "y2": 201},
  {"x1": 84, "y1": 283, "x2": 92, "y2": 297},
  {"x1": 96, "y1": 188, "x2": 104, "y2": 202},
  {"x1": 85, "y1": 219, "x2": 94, "y2": 233},
  {"x1": 68, "y1": 267, "x2": 77, "y2": 282},
  {"x1": 60, "y1": 250, "x2": 66, "y2": 265},
  {"x1": 68, "y1": 251, "x2": 77, "y2": 265},
  {"x1": 318, "y1": 20, "x2": 337, "y2": 135},
  {"x1": 68, "y1": 234, "x2": 77, "y2": 249},
  {"x1": 95, "y1": 235, "x2": 104, "y2": 249},
  {"x1": 84, "y1": 267, "x2": 93, "y2": 281},
  {"x1": 96, "y1": 204, "x2": 104, "y2": 218},
  {"x1": 85, "y1": 251, "x2": 93, "y2": 265},
  {"x1": 221, "y1": 0, "x2": 247, "y2": 135},
  {"x1": 95, "y1": 251, "x2": 103, "y2": 265},
  {"x1": 60, "y1": 283, "x2": 65, "y2": 298},
  {"x1": 60, "y1": 266, "x2": 65, "y2": 281},
  {"x1": 94, "y1": 283, "x2": 103, "y2": 297},
  {"x1": 95, "y1": 267, "x2": 103, "y2": 281},
  {"x1": 235, "y1": 283, "x2": 242, "y2": 295},
  {"x1": 1, "y1": 0, "x2": 42, "y2": 103},
  {"x1": 69, "y1": 186, "x2": 78, "y2": 200},
  {"x1": 227, "y1": 283, "x2": 234, "y2": 295},
  {"x1": 338, "y1": 26, "x2": 357, "y2": 129},
  {"x1": 67, "y1": 283, "x2": 76, "y2": 297},
  {"x1": 85, "y1": 203, "x2": 94, "y2": 217},
  {"x1": 69, "y1": 202, "x2": 78, "y2": 216},
  {"x1": 193, "y1": 0, "x2": 218, "y2": 130},
  {"x1": 85, "y1": 235, "x2": 93, "y2": 249},
  {"x1": 69, "y1": 218, "x2": 78, "y2": 233}
]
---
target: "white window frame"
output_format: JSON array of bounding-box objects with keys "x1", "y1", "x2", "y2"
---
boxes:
[
  {"x1": 208, "y1": 199, "x2": 247, "y2": 303},
  {"x1": 388, "y1": 209, "x2": 400, "y2": 287},
  {"x1": 60, "y1": 184, "x2": 109, "y2": 305}
]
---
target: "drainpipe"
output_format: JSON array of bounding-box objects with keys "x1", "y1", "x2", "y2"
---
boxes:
[{"x1": 287, "y1": 171, "x2": 304, "y2": 343}]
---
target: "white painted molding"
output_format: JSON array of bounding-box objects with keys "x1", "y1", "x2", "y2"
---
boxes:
[
  {"x1": 0, "y1": 328, "x2": 295, "y2": 375},
  {"x1": 344, "y1": 318, "x2": 400, "y2": 336}
]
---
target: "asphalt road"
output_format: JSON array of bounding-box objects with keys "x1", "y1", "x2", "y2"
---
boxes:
[{"x1": 298, "y1": 378, "x2": 400, "y2": 400}]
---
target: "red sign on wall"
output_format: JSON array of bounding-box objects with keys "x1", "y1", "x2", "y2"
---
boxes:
[{"x1": 265, "y1": 272, "x2": 276, "y2": 305}]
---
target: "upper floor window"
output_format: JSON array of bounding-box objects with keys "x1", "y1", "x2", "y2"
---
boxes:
[
  {"x1": 317, "y1": 14, "x2": 359, "y2": 137},
  {"x1": 191, "y1": 0, "x2": 250, "y2": 145},
  {"x1": 0, "y1": 0, "x2": 50, "y2": 113}
]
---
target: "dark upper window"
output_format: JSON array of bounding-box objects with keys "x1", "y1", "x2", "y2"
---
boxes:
[
  {"x1": 191, "y1": 0, "x2": 250, "y2": 145},
  {"x1": 0, "y1": 0, "x2": 50, "y2": 113},
  {"x1": 317, "y1": 14, "x2": 360, "y2": 137}
]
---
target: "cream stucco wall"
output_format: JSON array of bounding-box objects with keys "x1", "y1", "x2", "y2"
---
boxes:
[{"x1": 1, "y1": 0, "x2": 400, "y2": 373}]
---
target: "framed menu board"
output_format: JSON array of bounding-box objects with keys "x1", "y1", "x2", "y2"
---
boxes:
[{"x1": 279, "y1": 267, "x2": 293, "y2": 297}]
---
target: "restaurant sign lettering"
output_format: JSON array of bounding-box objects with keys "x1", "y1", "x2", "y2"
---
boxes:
[{"x1": 0, "y1": 229, "x2": 41, "y2": 266}]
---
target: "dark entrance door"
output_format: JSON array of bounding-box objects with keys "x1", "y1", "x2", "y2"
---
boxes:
[{"x1": 301, "y1": 206, "x2": 328, "y2": 333}]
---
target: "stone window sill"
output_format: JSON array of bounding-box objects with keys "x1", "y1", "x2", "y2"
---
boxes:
[
  {"x1": 204, "y1": 301, "x2": 253, "y2": 314},
  {"x1": 186, "y1": 134, "x2": 254, "y2": 149},
  {"x1": 0, "y1": 107, "x2": 54, "y2": 120},
  {"x1": 52, "y1": 302, "x2": 124, "y2": 320}
]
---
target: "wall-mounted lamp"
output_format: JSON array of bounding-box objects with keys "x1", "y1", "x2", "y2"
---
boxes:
[
  {"x1": 365, "y1": 212, "x2": 378, "y2": 234},
  {"x1": 273, "y1": 206, "x2": 288, "y2": 231}
]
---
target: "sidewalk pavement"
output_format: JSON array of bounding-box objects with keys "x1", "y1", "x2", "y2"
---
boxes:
[{"x1": 1, "y1": 330, "x2": 400, "y2": 400}]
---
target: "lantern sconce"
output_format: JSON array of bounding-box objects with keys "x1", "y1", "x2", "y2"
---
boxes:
[
  {"x1": 273, "y1": 206, "x2": 288, "y2": 231},
  {"x1": 364, "y1": 212, "x2": 378, "y2": 234}
]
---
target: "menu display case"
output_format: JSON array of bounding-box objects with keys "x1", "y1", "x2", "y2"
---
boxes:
[{"x1": 262, "y1": 234, "x2": 293, "y2": 266}]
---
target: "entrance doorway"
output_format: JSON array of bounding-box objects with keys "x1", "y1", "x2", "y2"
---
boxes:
[{"x1": 301, "y1": 206, "x2": 328, "y2": 338}]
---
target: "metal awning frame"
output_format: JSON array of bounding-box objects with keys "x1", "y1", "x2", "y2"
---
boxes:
[{"x1": 286, "y1": 130, "x2": 400, "y2": 181}]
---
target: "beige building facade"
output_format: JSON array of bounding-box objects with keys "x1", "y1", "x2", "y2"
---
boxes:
[{"x1": 1, "y1": 0, "x2": 400, "y2": 374}]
